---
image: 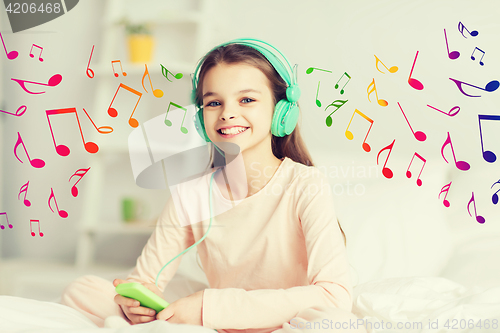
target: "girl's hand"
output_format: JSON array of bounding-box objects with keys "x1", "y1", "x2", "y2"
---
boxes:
[
  {"x1": 113, "y1": 278, "x2": 163, "y2": 325},
  {"x1": 156, "y1": 289, "x2": 204, "y2": 326}
]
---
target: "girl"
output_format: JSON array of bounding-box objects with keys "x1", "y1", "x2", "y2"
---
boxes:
[{"x1": 62, "y1": 39, "x2": 365, "y2": 333}]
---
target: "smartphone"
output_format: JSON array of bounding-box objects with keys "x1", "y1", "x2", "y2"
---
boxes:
[{"x1": 115, "y1": 282, "x2": 170, "y2": 313}]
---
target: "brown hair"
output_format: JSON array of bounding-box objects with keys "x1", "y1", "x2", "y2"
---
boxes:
[{"x1": 195, "y1": 43, "x2": 346, "y2": 245}]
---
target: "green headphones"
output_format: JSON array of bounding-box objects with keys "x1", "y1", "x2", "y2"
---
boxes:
[{"x1": 191, "y1": 38, "x2": 301, "y2": 141}]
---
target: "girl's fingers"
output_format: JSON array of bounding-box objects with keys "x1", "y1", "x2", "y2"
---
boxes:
[
  {"x1": 114, "y1": 294, "x2": 140, "y2": 307},
  {"x1": 128, "y1": 306, "x2": 156, "y2": 317},
  {"x1": 113, "y1": 278, "x2": 128, "y2": 287}
]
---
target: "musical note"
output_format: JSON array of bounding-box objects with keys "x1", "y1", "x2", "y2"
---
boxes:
[
  {"x1": 46, "y1": 108, "x2": 99, "y2": 156},
  {"x1": 443, "y1": 29, "x2": 460, "y2": 60},
  {"x1": 478, "y1": 114, "x2": 500, "y2": 163},
  {"x1": 306, "y1": 67, "x2": 332, "y2": 74},
  {"x1": 29, "y1": 219, "x2": 43, "y2": 237},
  {"x1": 160, "y1": 64, "x2": 183, "y2": 81},
  {"x1": 142, "y1": 64, "x2": 163, "y2": 98},
  {"x1": 108, "y1": 83, "x2": 143, "y2": 128},
  {"x1": 367, "y1": 79, "x2": 388, "y2": 107},
  {"x1": 458, "y1": 21, "x2": 478, "y2": 38},
  {"x1": 374, "y1": 55, "x2": 398, "y2": 73},
  {"x1": 438, "y1": 182, "x2": 452, "y2": 207},
  {"x1": 11, "y1": 74, "x2": 62, "y2": 94},
  {"x1": 427, "y1": 104, "x2": 460, "y2": 117},
  {"x1": 14, "y1": 132, "x2": 45, "y2": 168},
  {"x1": 29, "y1": 44, "x2": 44, "y2": 62},
  {"x1": 1, "y1": 105, "x2": 27, "y2": 117},
  {"x1": 48, "y1": 188, "x2": 68, "y2": 218},
  {"x1": 491, "y1": 180, "x2": 500, "y2": 204},
  {"x1": 471, "y1": 47, "x2": 485, "y2": 66},
  {"x1": 377, "y1": 139, "x2": 395, "y2": 179},
  {"x1": 0, "y1": 32, "x2": 18, "y2": 60},
  {"x1": 345, "y1": 109, "x2": 373, "y2": 152},
  {"x1": 18, "y1": 181, "x2": 31, "y2": 207},
  {"x1": 86, "y1": 45, "x2": 95, "y2": 78},
  {"x1": 406, "y1": 152, "x2": 426, "y2": 186},
  {"x1": 467, "y1": 192, "x2": 485, "y2": 224},
  {"x1": 315, "y1": 81, "x2": 322, "y2": 107},
  {"x1": 335, "y1": 72, "x2": 351, "y2": 94},
  {"x1": 408, "y1": 51, "x2": 424, "y2": 90},
  {"x1": 0, "y1": 212, "x2": 13, "y2": 230},
  {"x1": 449, "y1": 77, "x2": 499, "y2": 98},
  {"x1": 164, "y1": 102, "x2": 188, "y2": 134},
  {"x1": 397, "y1": 102, "x2": 426, "y2": 141},
  {"x1": 69, "y1": 167, "x2": 91, "y2": 197},
  {"x1": 441, "y1": 132, "x2": 470, "y2": 171},
  {"x1": 82, "y1": 108, "x2": 113, "y2": 134},
  {"x1": 325, "y1": 99, "x2": 348, "y2": 127},
  {"x1": 111, "y1": 60, "x2": 127, "y2": 77}
]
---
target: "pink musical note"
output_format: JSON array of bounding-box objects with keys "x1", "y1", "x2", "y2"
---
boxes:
[
  {"x1": 408, "y1": 51, "x2": 424, "y2": 90},
  {"x1": 0, "y1": 212, "x2": 13, "y2": 230},
  {"x1": 491, "y1": 180, "x2": 500, "y2": 205},
  {"x1": 438, "y1": 182, "x2": 452, "y2": 207},
  {"x1": 467, "y1": 192, "x2": 485, "y2": 224},
  {"x1": 18, "y1": 181, "x2": 32, "y2": 207},
  {"x1": 377, "y1": 139, "x2": 395, "y2": 179},
  {"x1": 406, "y1": 152, "x2": 426, "y2": 186},
  {"x1": 427, "y1": 104, "x2": 460, "y2": 117},
  {"x1": 458, "y1": 21, "x2": 478, "y2": 38},
  {"x1": 374, "y1": 55, "x2": 398, "y2": 74},
  {"x1": 142, "y1": 64, "x2": 163, "y2": 98},
  {"x1": 449, "y1": 78, "x2": 499, "y2": 98},
  {"x1": 443, "y1": 29, "x2": 460, "y2": 60},
  {"x1": 367, "y1": 79, "x2": 388, "y2": 106},
  {"x1": 11, "y1": 74, "x2": 62, "y2": 94},
  {"x1": 29, "y1": 44, "x2": 44, "y2": 62},
  {"x1": 107, "y1": 83, "x2": 142, "y2": 128},
  {"x1": 69, "y1": 167, "x2": 91, "y2": 197},
  {"x1": 478, "y1": 114, "x2": 500, "y2": 163},
  {"x1": 325, "y1": 99, "x2": 348, "y2": 127},
  {"x1": 29, "y1": 219, "x2": 43, "y2": 237},
  {"x1": 82, "y1": 108, "x2": 113, "y2": 134},
  {"x1": 335, "y1": 72, "x2": 351, "y2": 94},
  {"x1": 441, "y1": 132, "x2": 470, "y2": 171},
  {"x1": 471, "y1": 47, "x2": 485, "y2": 66},
  {"x1": 48, "y1": 188, "x2": 68, "y2": 218},
  {"x1": 111, "y1": 60, "x2": 127, "y2": 77},
  {"x1": 86, "y1": 45, "x2": 95, "y2": 79},
  {"x1": 164, "y1": 102, "x2": 188, "y2": 134},
  {"x1": 46, "y1": 108, "x2": 99, "y2": 156},
  {"x1": 345, "y1": 109, "x2": 373, "y2": 152},
  {"x1": 0, "y1": 32, "x2": 18, "y2": 60},
  {"x1": 1, "y1": 105, "x2": 27, "y2": 117},
  {"x1": 397, "y1": 102, "x2": 426, "y2": 141},
  {"x1": 14, "y1": 132, "x2": 45, "y2": 168}
]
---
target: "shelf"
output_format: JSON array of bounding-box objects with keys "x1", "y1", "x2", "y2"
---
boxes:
[{"x1": 82, "y1": 221, "x2": 156, "y2": 235}]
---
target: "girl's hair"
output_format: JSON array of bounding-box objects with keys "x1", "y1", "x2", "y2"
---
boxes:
[{"x1": 195, "y1": 43, "x2": 346, "y2": 245}]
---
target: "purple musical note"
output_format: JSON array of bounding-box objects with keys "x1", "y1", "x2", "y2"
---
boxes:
[{"x1": 449, "y1": 78, "x2": 499, "y2": 98}]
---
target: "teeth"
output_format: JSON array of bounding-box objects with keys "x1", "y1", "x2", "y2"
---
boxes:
[{"x1": 220, "y1": 127, "x2": 247, "y2": 135}]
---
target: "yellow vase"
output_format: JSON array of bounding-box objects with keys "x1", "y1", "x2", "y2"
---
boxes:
[{"x1": 128, "y1": 34, "x2": 154, "y2": 63}]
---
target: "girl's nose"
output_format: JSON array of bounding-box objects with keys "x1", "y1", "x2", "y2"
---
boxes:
[{"x1": 219, "y1": 105, "x2": 237, "y2": 121}]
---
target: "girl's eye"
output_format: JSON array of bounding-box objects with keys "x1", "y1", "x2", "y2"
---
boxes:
[
  {"x1": 206, "y1": 101, "x2": 220, "y2": 107},
  {"x1": 241, "y1": 98, "x2": 254, "y2": 104}
]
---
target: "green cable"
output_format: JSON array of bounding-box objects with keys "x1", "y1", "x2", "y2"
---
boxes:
[{"x1": 155, "y1": 171, "x2": 216, "y2": 287}]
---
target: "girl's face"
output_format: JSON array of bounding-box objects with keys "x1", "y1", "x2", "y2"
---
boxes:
[{"x1": 202, "y1": 62, "x2": 275, "y2": 155}]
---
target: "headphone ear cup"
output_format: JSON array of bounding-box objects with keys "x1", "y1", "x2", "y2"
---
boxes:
[
  {"x1": 194, "y1": 108, "x2": 211, "y2": 142},
  {"x1": 272, "y1": 100, "x2": 299, "y2": 137}
]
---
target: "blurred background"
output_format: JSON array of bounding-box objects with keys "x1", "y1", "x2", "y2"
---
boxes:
[{"x1": 0, "y1": 0, "x2": 499, "y2": 302}]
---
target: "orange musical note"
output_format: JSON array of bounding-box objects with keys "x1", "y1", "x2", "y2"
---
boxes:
[
  {"x1": 107, "y1": 83, "x2": 142, "y2": 128},
  {"x1": 377, "y1": 139, "x2": 395, "y2": 179},
  {"x1": 367, "y1": 79, "x2": 388, "y2": 106},
  {"x1": 306, "y1": 67, "x2": 332, "y2": 74},
  {"x1": 335, "y1": 72, "x2": 351, "y2": 94},
  {"x1": 18, "y1": 181, "x2": 31, "y2": 207},
  {"x1": 408, "y1": 51, "x2": 424, "y2": 90},
  {"x1": 69, "y1": 167, "x2": 91, "y2": 197},
  {"x1": 29, "y1": 219, "x2": 43, "y2": 237},
  {"x1": 443, "y1": 29, "x2": 460, "y2": 60},
  {"x1": 160, "y1": 64, "x2": 183, "y2": 81},
  {"x1": 0, "y1": 212, "x2": 13, "y2": 230},
  {"x1": 11, "y1": 74, "x2": 62, "y2": 94},
  {"x1": 164, "y1": 102, "x2": 188, "y2": 134},
  {"x1": 111, "y1": 60, "x2": 127, "y2": 77},
  {"x1": 1, "y1": 105, "x2": 27, "y2": 117},
  {"x1": 14, "y1": 132, "x2": 45, "y2": 168},
  {"x1": 458, "y1": 21, "x2": 478, "y2": 38},
  {"x1": 374, "y1": 55, "x2": 398, "y2": 73},
  {"x1": 427, "y1": 104, "x2": 460, "y2": 117},
  {"x1": 142, "y1": 64, "x2": 163, "y2": 98},
  {"x1": 438, "y1": 181, "x2": 452, "y2": 207},
  {"x1": 46, "y1": 108, "x2": 99, "y2": 156},
  {"x1": 325, "y1": 99, "x2": 348, "y2": 127},
  {"x1": 82, "y1": 108, "x2": 113, "y2": 134},
  {"x1": 345, "y1": 109, "x2": 373, "y2": 152},
  {"x1": 48, "y1": 188, "x2": 68, "y2": 218},
  {"x1": 467, "y1": 192, "x2": 485, "y2": 224},
  {"x1": 86, "y1": 45, "x2": 95, "y2": 78},
  {"x1": 397, "y1": 102, "x2": 426, "y2": 141},
  {"x1": 406, "y1": 152, "x2": 426, "y2": 186},
  {"x1": 29, "y1": 44, "x2": 44, "y2": 62},
  {"x1": 441, "y1": 132, "x2": 470, "y2": 171}
]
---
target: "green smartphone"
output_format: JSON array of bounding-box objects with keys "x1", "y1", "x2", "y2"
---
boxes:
[{"x1": 115, "y1": 282, "x2": 170, "y2": 313}]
